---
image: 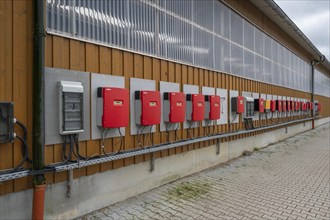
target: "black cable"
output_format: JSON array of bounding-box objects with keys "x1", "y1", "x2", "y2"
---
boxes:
[
  {"x1": 165, "y1": 123, "x2": 170, "y2": 143},
  {"x1": 187, "y1": 121, "x2": 195, "y2": 139},
  {"x1": 229, "y1": 113, "x2": 238, "y2": 132},
  {"x1": 0, "y1": 136, "x2": 28, "y2": 174},
  {"x1": 137, "y1": 125, "x2": 146, "y2": 148},
  {"x1": 15, "y1": 120, "x2": 33, "y2": 163},
  {"x1": 149, "y1": 125, "x2": 153, "y2": 146},
  {"x1": 175, "y1": 123, "x2": 180, "y2": 141}
]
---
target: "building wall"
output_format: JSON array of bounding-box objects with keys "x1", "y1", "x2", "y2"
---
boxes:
[{"x1": 0, "y1": 0, "x2": 329, "y2": 197}]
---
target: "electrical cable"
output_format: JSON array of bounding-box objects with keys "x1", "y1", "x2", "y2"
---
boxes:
[
  {"x1": 187, "y1": 121, "x2": 195, "y2": 139},
  {"x1": 174, "y1": 123, "x2": 180, "y2": 141},
  {"x1": 0, "y1": 135, "x2": 28, "y2": 174},
  {"x1": 165, "y1": 123, "x2": 170, "y2": 143},
  {"x1": 229, "y1": 113, "x2": 238, "y2": 132},
  {"x1": 137, "y1": 125, "x2": 146, "y2": 148},
  {"x1": 16, "y1": 120, "x2": 33, "y2": 163}
]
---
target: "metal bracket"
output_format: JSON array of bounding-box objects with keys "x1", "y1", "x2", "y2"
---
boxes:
[
  {"x1": 216, "y1": 138, "x2": 221, "y2": 155},
  {"x1": 149, "y1": 152, "x2": 155, "y2": 172},
  {"x1": 66, "y1": 169, "x2": 73, "y2": 198}
]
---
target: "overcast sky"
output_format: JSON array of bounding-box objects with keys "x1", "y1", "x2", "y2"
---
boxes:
[{"x1": 274, "y1": 0, "x2": 330, "y2": 61}]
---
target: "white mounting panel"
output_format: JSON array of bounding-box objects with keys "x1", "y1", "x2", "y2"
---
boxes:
[
  {"x1": 229, "y1": 90, "x2": 239, "y2": 124},
  {"x1": 160, "y1": 81, "x2": 180, "y2": 132},
  {"x1": 130, "y1": 78, "x2": 156, "y2": 135},
  {"x1": 183, "y1": 84, "x2": 199, "y2": 129},
  {"x1": 260, "y1": 94, "x2": 267, "y2": 120},
  {"x1": 216, "y1": 88, "x2": 228, "y2": 125},
  {"x1": 202, "y1": 86, "x2": 215, "y2": 127},
  {"x1": 91, "y1": 73, "x2": 125, "y2": 140},
  {"x1": 44, "y1": 67, "x2": 90, "y2": 145}
]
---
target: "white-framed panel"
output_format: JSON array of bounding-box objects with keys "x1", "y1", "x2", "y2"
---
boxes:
[
  {"x1": 130, "y1": 78, "x2": 156, "y2": 135},
  {"x1": 91, "y1": 73, "x2": 125, "y2": 140},
  {"x1": 159, "y1": 81, "x2": 180, "y2": 132},
  {"x1": 183, "y1": 84, "x2": 199, "y2": 129},
  {"x1": 202, "y1": 86, "x2": 215, "y2": 127},
  {"x1": 216, "y1": 88, "x2": 228, "y2": 125},
  {"x1": 229, "y1": 90, "x2": 239, "y2": 124},
  {"x1": 44, "y1": 67, "x2": 91, "y2": 145}
]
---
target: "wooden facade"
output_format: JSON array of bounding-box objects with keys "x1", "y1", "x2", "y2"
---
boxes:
[{"x1": 0, "y1": 0, "x2": 329, "y2": 196}]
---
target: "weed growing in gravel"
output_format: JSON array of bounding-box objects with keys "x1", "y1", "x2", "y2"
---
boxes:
[{"x1": 165, "y1": 181, "x2": 211, "y2": 201}]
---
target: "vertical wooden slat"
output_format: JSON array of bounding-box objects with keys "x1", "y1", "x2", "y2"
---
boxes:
[
  {"x1": 152, "y1": 58, "x2": 161, "y2": 158},
  {"x1": 44, "y1": 35, "x2": 54, "y2": 183},
  {"x1": 52, "y1": 36, "x2": 70, "y2": 183},
  {"x1": 181, "y1": 65, "x2": 189, "y2": 152},
  {"x1": 12, "y1": 0, "x2": 28, "y2": 192},
  {"x1": 99, "y1": 46, "x2": 113, "y2": 171},
  {"x1": 85, "y1": 43, "x2": 100, "y2": 176},
  {"x1": 111, "y1": 49, "x2": 125, "y2": 168},
  {"x1": 175, "y1": 63, "x2": 183, "y2": 154},
  {"x1": 133, "y1": 54, "x2": 144, "y2": 164},
  {"x1": 123, "y1": 51, "x2": 135, "y2": 165},
  {"x1": 160, "y1": 60, "x2": 169, "y2": 157},
  {"x1": 142, "y1": 56, "x2": 153, "y2": 161},
  {"x1": 0, "y1": 0, "x2": 14, "y2": 195},
  {"x1": 168, "y1": 62, "x2": 176, "y2": 156},
  {"x1": 69, "y1": 40, "x2": 88, "y2": 178}
]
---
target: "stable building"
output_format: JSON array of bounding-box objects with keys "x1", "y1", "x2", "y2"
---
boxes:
[{"x1": 0, "y1": 0, "x2": 329, "y2": 219}]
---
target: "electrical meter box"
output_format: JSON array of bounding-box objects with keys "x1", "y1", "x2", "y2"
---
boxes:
[
  {"x1": 283, "y1": 100, "x2": 287, "y2": 112},
  {"x1": 287, "y1": 100, "x2": 291, "y2": 111},
  {"x1": 302, "y1": 102, "x2": 307, "y2": 111},
  {"x1": 97, "y1": 87, "x2": 129, "y2": 128},
  {"x1": 186, "y1": 94, "x2": 205, "y2": 121},
  {"x1": 244, "y1": 97, "x2": 254, "y2": 118},
  {"x1": 296, "y1": 101, "x2": 301, "y2": 111},
  {"x1": 135, "y1": 90, "x2": 161, "y2": 126},
  {"x1": 231, "y1": 96, "x2": 244, "y2": 114},
  {"x1": 276, "y1": 100, "x2": 282, "y2": 112},
  {"x1": 163, "y1": 92, "x2": 186, "y2": 123},
  {"x1": 291, "y1": 101, "x2": 295, "y2": 111},
  {"x1": 265, "y1": 100, "x2": 271, "y2": 112},
  {"x1": 205, "y1": 95, "x2": 220, "y2": 120},
  {"x1": 316, "y1": 102, "x2": 321, "y2": 113},
  {"x1": 58, "y1": 81, "x2": 84, "y2": 135},
  {"x1": 254, "y1": 98, "x2": 264, "y2": 113},
  {"x1": 0, "y1": 102, "x2": 14, "y2": 143},
  {"x1": 309, "y1": 102, "x2": 313, "y2": 111},
  {"x1": 270, "y1": 100, "x2": 276, "y2": 112}
]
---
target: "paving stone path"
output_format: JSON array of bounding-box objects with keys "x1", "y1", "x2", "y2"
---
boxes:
[{"x1": 79, "y1": 124, "x2": 330, "y2": 220}]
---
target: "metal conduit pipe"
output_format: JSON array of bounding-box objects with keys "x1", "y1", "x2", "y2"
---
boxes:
[
  {"x1": 311, "y1": 55, "x2": 325, "y2": 129},
  {"x1": 32, "y1": 0, "x2": 46, "y2": 219}
]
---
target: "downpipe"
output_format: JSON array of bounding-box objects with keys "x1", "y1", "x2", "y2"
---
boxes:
[
  {"x1": 311, "y1": 55, "x2": 325, "y2": 129},
  {"x1": 32, "y1": 0, "x2": 46, "y2": 219}
]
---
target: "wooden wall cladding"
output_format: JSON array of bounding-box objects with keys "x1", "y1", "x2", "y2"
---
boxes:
[
  {"x1": 40, "y1": 35, "x2": 330, "y2": 187},
  {"x1": 0, "y1": 0, "x2": 329, "y2": 196}
]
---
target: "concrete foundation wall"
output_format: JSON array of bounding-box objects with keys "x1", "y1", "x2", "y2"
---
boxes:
[{"x1": 1, "y1": 118, "x2": 329, "y2": 219}]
